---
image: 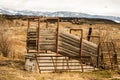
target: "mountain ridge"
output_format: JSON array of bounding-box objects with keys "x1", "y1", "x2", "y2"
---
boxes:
[{"x1": 0, "y1": 8, "x2": 120, "y2": 23}]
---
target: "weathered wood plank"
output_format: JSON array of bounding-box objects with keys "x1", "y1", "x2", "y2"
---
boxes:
[
  {"x1": 40, "y1": 36, "x2": 56, "y2": 40},
  {"x1": 59, "y1": 41, "x2": 97, "y2": 55},
  {"x1": 27, "y1": 28, "x2": 98, "y2": 58},
  {"x1": 40, "y1": 44, "x2": 56, "y2": 51},
  {"x1": 59, "y1": 37, "x2": 97, "y2": 51}
]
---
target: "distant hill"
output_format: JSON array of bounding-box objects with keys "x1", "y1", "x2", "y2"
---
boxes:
[{"x1": 0, "y1": 7, "x2": 120, "y2": 23}]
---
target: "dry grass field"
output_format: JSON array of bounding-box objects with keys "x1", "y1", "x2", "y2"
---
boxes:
[{"x1": 0, "y1": 17, "x2": 120, "y2": 80}]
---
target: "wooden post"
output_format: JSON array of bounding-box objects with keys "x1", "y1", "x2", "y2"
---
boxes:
[{"x1": 87, "y1": 27, "x2": 92, "y2": 41}]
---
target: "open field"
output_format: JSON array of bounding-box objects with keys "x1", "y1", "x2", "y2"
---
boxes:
[
  {"x1": 1, "y1": 18, "x2": 119, "y2": 59},
  {"x1": 0, "y1": 17, "x2": 120, "y2": 80}
]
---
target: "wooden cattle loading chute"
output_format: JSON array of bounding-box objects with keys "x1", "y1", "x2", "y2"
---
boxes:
[
  {"x1": 25, "y1": 17, "x2": 118, "y2": 73},
  {"x1": 26, "y1": 17, "x2": 98, "y2": 73},
  {"x1": 27, "y1": 28, "x2": 98, "y2": 57}
]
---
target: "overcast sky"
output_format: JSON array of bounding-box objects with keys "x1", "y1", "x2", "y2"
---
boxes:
[{"x1": 0, "y1": 0, "x2": 120, "y2": 16}]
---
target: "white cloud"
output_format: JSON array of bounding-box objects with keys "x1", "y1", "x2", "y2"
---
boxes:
[{"x1": 0, "y1": 0, "x2": 120, "y2": 16}]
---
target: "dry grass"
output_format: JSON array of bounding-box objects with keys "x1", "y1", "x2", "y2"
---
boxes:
[
  {"x1": 0, "y1": 17, "x2": 120, "y2": 80},
  {"x1": 1, "y1": 56, "x2": 120, "y2": 80}
]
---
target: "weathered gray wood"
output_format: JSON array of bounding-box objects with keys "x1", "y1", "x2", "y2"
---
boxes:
[
  {"x1": 59, "y1": 32, "x2": 97, "y2": 51},
  {"x1": 59, "y1": 41, "x2": 97, "y2": 55},
  {"x1": 59, "y1": 31, "x2": 97, "y2": 48},
  {"x1": 59, "y1": 37, "x2": 97, "y2": 51},
  {"x1": 40, "y1": 33, "x2": 56, "y2": 36},
  {"x1": 40, "y1": 30, "x2": 56, "y2": 33},
  {"x1": 40, "y1": 36, "x2": 56, "y2": 40},
  {"x1": 40, "y1": 44, "x2": 56, "y2": 51},
  {"x1": 40, "y1": 40, "x2": 56, "y2": 45},
  {"x1": 27, "y1": 28, "x2": 98, "y2": 58}
]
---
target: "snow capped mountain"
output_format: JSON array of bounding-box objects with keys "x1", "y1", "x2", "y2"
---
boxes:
[
  {"x1": 0, "y1": 8, "x2": 18, "y2": 15},
  {"x1": 0, "y1": 7, "x2": 120, "y2": 23}
]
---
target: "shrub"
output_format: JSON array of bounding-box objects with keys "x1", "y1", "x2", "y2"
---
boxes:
[{"x1": 0, "y1": 30, "x2": 11, "y2": 57}]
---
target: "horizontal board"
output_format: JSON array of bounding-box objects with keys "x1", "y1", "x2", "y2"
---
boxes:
[
  {"x1": 40, "y1": 36, "x2": 56, "y2": 40},
  {"x1": 40, "y1": 44, "x2": 56, "y2": 51}
]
